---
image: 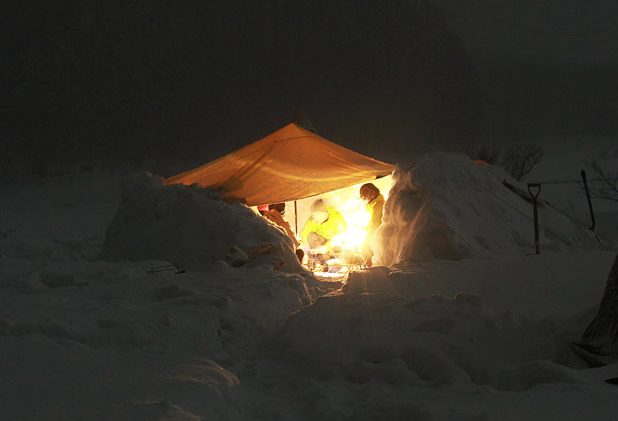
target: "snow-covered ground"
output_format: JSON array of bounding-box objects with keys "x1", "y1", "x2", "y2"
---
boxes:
[
  {"x1": 526, "y1": 136, "x2": 618, "y2": 243},
  {"x1": 374, "y1": 153, "x2": 610, "y2": 267},
  {"x1": 1, "y1": 144, "x2": 617, "y2": 420}
]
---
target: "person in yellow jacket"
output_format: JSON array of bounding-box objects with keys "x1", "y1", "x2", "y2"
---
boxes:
[
  {"x1": 300, "y1": 199, "x2": 347, "y2": 251},
  {"x1": 360, "y1": 183, "x2": 385, "y2": 265}
]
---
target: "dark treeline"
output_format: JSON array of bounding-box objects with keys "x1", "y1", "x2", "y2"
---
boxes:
[{"x1": 2, "y1": 0, "x2": 480, "y2": 175}]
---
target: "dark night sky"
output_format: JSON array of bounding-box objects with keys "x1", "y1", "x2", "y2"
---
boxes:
[
  {"x1": 2, "y1": 0, "x2": 617, "y2": 175},
  {"x1": 431, "y1": 0, "x2": 618, "y2": 64}
]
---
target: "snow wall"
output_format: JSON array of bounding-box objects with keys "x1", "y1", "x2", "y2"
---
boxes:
[
  {"x1": 101, "y1": 172, "x2": 306, "y2": 274},
  {"x1": 373, "y1": 153, "x2": 604, "y2": 266}
]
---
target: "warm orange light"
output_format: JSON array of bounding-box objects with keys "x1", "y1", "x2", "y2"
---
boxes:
[
  {"x1": 332, "y1": 200, "x2": 371, "y2": 251},
  {"x1": 296, "y1": 175, "x2": 392, "y2": 275}
]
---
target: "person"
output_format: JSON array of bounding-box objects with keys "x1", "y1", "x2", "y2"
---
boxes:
[
  {"x1": 300, "y1": 199, "x2": 347, "y2": 251},
  {"x1": 259, "y1": 203, "x2": 304, "y2": 261},
  {"x1": 260, "y1": 203, "x2": 300, "y2": 248},
  {"x1": 359, "y1": 183, "x2": 385, "y2": 265}
]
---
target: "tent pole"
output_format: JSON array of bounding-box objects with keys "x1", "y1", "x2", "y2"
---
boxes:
[{"x1": 294, "y1": 200, "x2": 298, "y2": 235}]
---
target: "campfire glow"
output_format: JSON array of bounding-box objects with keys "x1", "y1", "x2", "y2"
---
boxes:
[
  {"x1": 331, "y1": 201, "x2": 371, "y2": 251},
  {"x1": 289, "y1": 175, "x2": 392, "y2": 274}
]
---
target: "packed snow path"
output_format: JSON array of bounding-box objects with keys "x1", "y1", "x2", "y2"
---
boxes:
[
  {"x1": 247, "y1": 263, "x2": 618, "y2": 421},
  {"x1": 3, "y1": 252, "x2": 618, "y2": 420}
]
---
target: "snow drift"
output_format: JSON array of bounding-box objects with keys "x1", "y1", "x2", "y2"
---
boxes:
[
  {"x1": 101, "y1": 172, "x2": 305, "y2": 273},
  {"x1": 3, "y1": 158, "x2": 618, "y2": 420},
  {"x1": 374, "y1": 153, "x2": 604, "y2": 266}
]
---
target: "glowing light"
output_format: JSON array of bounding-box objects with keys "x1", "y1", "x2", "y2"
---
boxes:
[
  {"x1": 296, "y1": 176, "x2": 392, "y2": 270},
  {"x1": 346, "y1": 206, "x2": 371, "y2": 227},
  {"x1": 335, "y1": 200, "x2": 371, "y2": 251},
  {"x1": 313, "y1": 258, "x2": 351, "y2": 278},
  {"x1": 312, "y1": 198, "x2": 371, "y2": 253}
]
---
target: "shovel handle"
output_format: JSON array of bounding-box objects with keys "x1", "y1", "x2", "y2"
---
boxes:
[
  {"x1": 527, "y1": 183, "x2": 541, "y2": 254},
  {"x1": 527, "y1": 183, "x2": 541, "y2": 199}
]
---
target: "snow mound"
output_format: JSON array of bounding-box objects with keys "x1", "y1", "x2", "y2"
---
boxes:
[
  {"x1": 491, "y1": 360, "x2": 581, "y2": 391},
  {"x1": 0, "y1": 261, "x2": 313, "y2": 357},
  {"x1": 0, "y1": 337, "x2": 242, "y2": 421},
  {"x1": 101, "y1": 172, "x2": 305, "y2": 273},
  {"x1": 275, "y1": 268, "x2": 583, "y2": 400},
  {"x1": 374, "y1": 153, "x2": 603, "y2": 266}
]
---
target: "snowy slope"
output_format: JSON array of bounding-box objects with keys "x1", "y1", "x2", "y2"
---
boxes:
[
  {"x1": 101, "y1": 172, "x2": 306, "y2": 274},
  {"x1": 374, "y1": 153, "x2": 606, "y2": 267},
  {"x1": 526, "y1": 136, "x2": 618, "y2": 243},
  {"x1": 1, "y1": 152, "x2": 618, "y2": 420}
]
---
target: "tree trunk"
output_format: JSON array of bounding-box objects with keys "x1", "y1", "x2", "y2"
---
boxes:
[{"x1": 581, "y1": 251, "x2": 618, "y2": 356}]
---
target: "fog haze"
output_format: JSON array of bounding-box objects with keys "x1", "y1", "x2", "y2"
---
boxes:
[
  {"x1": 432, "y1": 0, "x2": 618, "y2": 64},
  {"x1": 2, "y1": 1, "x2": 617, "y2": 177}
]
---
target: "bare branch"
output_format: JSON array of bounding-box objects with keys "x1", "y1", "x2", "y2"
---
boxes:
[
  {"x1": 501, "y1": 145, "x2": 544, "y2": 181},
  {"x1": 589, "y1": 160, "x2": 618, "y2": 202}
]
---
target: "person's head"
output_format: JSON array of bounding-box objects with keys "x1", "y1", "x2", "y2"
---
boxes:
[
  {"x1": 360, "y1": 183, "x2": 380, "y2": 202},
  {"x1": 269, "y1": 203, "x2": 286, "y2": 215},
  {"x1": 310, "y1": 199, "x2": 329, "y2": 223}
]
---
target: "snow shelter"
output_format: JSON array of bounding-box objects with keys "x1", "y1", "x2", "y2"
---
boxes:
[{"x1": 165, "y1": 123, "x2": 394, "y2": 206}]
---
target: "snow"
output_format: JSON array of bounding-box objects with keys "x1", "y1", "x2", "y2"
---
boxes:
[
  {"x1": 1, "y1": 147, "x2": 618, "y2": 420},
  {"x1": 525, "y1": 136, "x2": 618, "y2": 243},
  {"x1": 374, "y1": 153, "x2": 607, "y2": 267},
  {"x1": 101, "y1": 172, "x2": 306, "y2": 274}
]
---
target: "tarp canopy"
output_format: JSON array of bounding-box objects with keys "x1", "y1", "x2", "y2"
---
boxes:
[{"x1": 165, "y1": 123, "x2": 394, "y2": 206}]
